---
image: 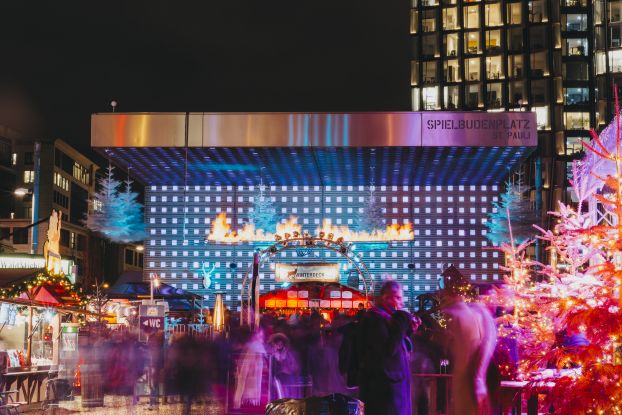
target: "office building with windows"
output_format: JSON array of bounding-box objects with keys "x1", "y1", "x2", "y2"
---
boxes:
[{"x1": 410, "y1": 0, "x2": 607, "y2": 216}]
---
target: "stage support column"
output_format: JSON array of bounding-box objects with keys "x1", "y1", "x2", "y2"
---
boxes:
[{"x1": 251, "y1": 251, "x2": 260, "y2": 330}]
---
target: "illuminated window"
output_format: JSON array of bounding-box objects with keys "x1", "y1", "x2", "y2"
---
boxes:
[
  {"x1": 508, "y1": 54, "x2": 524, "y2": 78},
  {"x1": 464, "y1": 6, "x2": 479, "y2": 29},
  {"x1": 609, "y1": 1, "x2": 622, "y2": 23},
  {"x1": 486, "y1": 55, "x2": 503, "y2": 80},
  {"x1": 444, "y1": 59, "x2": 461, "y2": 82},
  {"x1": 566, "y1": 137, "x2": 584, "y2": 155},
  {"x1": 422, "y1": 9, "x2": 436, "y2": 32},
  {"x1": 562, "y1": 0, "x2": 587, "y2": 6},
  {"x1": 533, "y1": 106, "x2": 550, "y2": 130},
  {"x1": 444, "y1": 33, "x2": 459, "y2": 56},
  {"x1": 529, "y1": 0, "x2": 547, "y2": 23},
  {"x1": 610, "y1": 50, "x2": 622, "y2": 73},
  {"x1": 563, "y1": 14, "x2": 587, "y2": 32},
  {"x1": 73, "y1": 162, "x2": 90, "y2": 185},
  {"x1": 410, "y1": 10, "x2": 418, "y2": 34},
  {"x1": 464, "y1": 31, "x2": 481, "y2": 54},
  {"x1": 423, "y1": 61, "x2": 438, "y2": 83},
  {"x1": 421, "y1": 0, "x2": 439, "y2": 5},
  {"x1": 530, "y1": 52, "x2": 548, "y2": 77},
  {"x1": 465, "y1": 57, "x2": 480, "y2": 81},
  {"x1": 411, "y1": 61, "x2": 419, "y2": 85},
  {"x1": 422, "y1": 86, "x2": 439, "y2": 110},
  {"x1": 412, "y1": 88, "x2": 420, "y2": 110},
  {"x1": 11, "y1": 153, "x2": 16, "y2": 166},
  {"x1": 466, "y1": 84, "x2": 481, "y2": 109},
  {"x1": 23, "y1": 170, "x2": 34, "y2": 184},
  {"x1": 484, "y1": 3, "x2": 502, "y2": 27},
  {"x1": 509, "y1": 81, "x2": 526, "y2": 105},
  {"x1": 442, "y1": 8, "x2": 459, "y2": 30},
  {"x1": 611, "y1": 23, "x2": 622, "y2": 48},
  {"x1": 94, "y1": 200, "x2": 103, "y2": 212},
  {"x1": 485, "y1": 30, "x2": 502, "y2": 52},
  {"x1": 507, "y1": 3, "x2": 522, "y2": 25},
  {"x1": 444, "y1": 85, "x2": 460, "y2": 109},
  {"x1": 486, "y1": 83, "x2": 503, "y2": 109},
  {"x1": 564, "y1": 87, "x2": 589, "y2": 105},
  {"x1": 54, "y1": 172, "x2": 70, "y2": 191},
  {"x1": 563, "y1": 37, "x2": 588, "y2": 56},
  {"x1": 564, "y1": 112, "x2": 591, "y2": 130}
]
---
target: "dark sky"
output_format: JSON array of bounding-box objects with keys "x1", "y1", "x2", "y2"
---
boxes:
[{"x1": 0, "y1": 0, "x2": 410, "y2": 157}]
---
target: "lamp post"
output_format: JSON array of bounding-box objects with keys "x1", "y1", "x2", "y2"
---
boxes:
[{"x1": 149, "y1": 273, "x2": 160, "y2": 304}]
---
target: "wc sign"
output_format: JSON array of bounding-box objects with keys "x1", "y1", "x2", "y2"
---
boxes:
[{"x1": 139, "y1": 304, "x2": 165, "y2": 342}]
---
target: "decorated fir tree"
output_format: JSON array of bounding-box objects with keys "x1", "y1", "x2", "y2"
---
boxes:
[
  {"x1": 495, "y1": 95, "x2": 622, "y2": 414},
  {"x1": 116, "y1": 178, "x2": 147, "y2": 242},
  {"x1": 248, "y1": 182, "x2": 278, "y2": 232},
  {"x1": 85, "y1": 166, "x2": 146, "y2": 243},
  {"x1": 358, "y1": 185, "x2": 385, "y2": 232},
  {"x1": 486, "y1": 173, "x2": 538, "y2": 246}
]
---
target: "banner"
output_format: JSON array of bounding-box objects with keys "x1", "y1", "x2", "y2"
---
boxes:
[{"x1": 275, "y1": 263, "x2": 340, "y2": 283}]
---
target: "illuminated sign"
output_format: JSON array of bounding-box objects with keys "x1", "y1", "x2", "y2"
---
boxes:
[
  {"x1": 0, "y1": 255, "x2": 75, "y2": 282},
  {"x1": 275, "y1": 263, "x2": 340, "y2": 283}
]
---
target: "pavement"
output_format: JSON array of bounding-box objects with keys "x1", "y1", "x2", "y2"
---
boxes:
[{"x1": 21, "y1": 395, "x2": 226, "y2": 415}]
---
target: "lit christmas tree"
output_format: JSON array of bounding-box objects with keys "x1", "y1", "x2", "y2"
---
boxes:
[
  {"x1": 248, "y1": 181, "x2": 278, "y2": 232},
  {"x1": 116, "y1": 178, "x2": 147, "y2": 242},
  {"x1": 85, "y1": 166, "x2": 146, "y2": 243},
  {"x1": 486, "y1": 173, "x2": 538, "y2": 246},
  {"x1": 495, "y1": 95, "x2": 622, "y2": 414},
  {"x1": 358, "y1": 185, "x2": 385, "y2": 232}
]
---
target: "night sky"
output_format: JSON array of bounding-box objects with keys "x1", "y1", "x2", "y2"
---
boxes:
[{"x1": 0, "y1": 1, "x2": 410, "y2": 157}]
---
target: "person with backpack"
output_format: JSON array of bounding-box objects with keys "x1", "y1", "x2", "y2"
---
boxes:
[{"x1": 355, "y1": 280, "x2": 420, "y2": 415}]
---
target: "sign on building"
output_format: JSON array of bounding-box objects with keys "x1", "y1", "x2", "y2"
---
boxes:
[{"x1": 275, "y1": 263, "x2": 340, "y2": 283}]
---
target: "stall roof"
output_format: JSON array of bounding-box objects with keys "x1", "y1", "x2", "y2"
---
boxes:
[{"x1": 107, "y1": 279, "x2": 202, "y2": 301}]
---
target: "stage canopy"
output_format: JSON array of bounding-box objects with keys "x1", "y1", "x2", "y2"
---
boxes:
[{"x1": 92, "y1": 112, "x2": 537, "y2": 186}]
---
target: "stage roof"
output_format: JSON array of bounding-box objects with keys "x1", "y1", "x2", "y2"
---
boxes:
[{"x1": 92, "y1": 112, "x2": 537, "y2": 186}]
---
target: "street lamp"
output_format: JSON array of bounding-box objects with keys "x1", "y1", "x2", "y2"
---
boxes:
[
  {"x1": 13, "y1": 188, "x2": 30, "y2": 197},
  {"x1": 149, "y1": 273, "x2": 160, "y2": 304}
]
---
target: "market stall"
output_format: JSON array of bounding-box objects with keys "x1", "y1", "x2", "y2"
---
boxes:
[{"x1": 259, "y1": 281, "x2": 366, "y2": 322}]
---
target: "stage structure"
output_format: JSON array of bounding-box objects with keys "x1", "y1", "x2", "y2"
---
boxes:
[{"x1": 92, "y1": 112, "x2": 537, "y2": 310}]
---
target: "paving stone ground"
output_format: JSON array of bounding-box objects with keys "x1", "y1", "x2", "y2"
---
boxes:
[{"x1": 22, "y1": 395, "x2": 227, "y2": 415}]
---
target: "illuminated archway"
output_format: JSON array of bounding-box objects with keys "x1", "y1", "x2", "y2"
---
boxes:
[{"x1": 240, "y1": 234, "x2": 372, "y2": 327}]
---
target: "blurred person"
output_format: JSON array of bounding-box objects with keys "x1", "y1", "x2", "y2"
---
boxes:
[
  {"x1": 234, "y1": 329, "x2": 268, "y2": 408},
  {"x1": 359, "y1": 280, "x2": 420, "y2": 415},
  {"x1": 440, "y1": 289, "x2": 497, "y2": 415},
  {"x1": 268, "y1": 332, "x2": 301, "y2": 399}
]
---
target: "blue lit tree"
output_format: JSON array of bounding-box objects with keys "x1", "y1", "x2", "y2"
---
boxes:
[
  {"x1": 358, "y1": 186, "x2": 385, "y2": 232},
  {"x1": 85, "y1": 166, "x2": 146, "y2": 243},
  {"x1": 248, "y1": 182, "x2": 278, "y2": 232},
  {"x1": 116, "y1": 178, "x2": 146, "y2": 242},
  {"x1": 486, "y1": 176, "x2": 538, "y2": 246}
]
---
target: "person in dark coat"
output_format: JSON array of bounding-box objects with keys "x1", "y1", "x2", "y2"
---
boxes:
[{"x1": 359, "y1": 280, "x2": 419, "y2": 415}]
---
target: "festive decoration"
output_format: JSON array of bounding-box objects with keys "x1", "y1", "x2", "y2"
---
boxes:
[
  {"x1": 494, "y1": 91, "x2": 622, "y2": 414},
  {"x1": 485, "y1": 173, "x2": 538, "y2": 246},
  {"x1": 116, "y1": 178, "x2": 146, "y2": 242},
  {"x1": 248, "y1": 181, "x2": 279, "y2": 232},
  {"x1": 0, "y1": 270, "x2": 87, "y2": 307},
  {"x1": 206, "y1": 212, "x2": 412, "y2": 243},
  {"x1": 84, "y1": 166, "x2": 146, "y2": 243},
  {"x1": 44, "y1": 210, "x2": 63, "y2": 275},
  {"x1": 200, "y1": 262, "x2": 215, "y2": 289},
  {"x1": 358, "y1": 185, "x2": 385, "y2": 232}
]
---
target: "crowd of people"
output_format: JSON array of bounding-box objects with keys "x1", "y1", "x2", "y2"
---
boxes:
[{"x1": 76, "y1": 279, "x2": 501, "y2": 415}]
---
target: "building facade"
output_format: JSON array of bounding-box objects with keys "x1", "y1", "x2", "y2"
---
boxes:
[{"x1": 409, "y1": 0, "x2": 610, "y2": 218}]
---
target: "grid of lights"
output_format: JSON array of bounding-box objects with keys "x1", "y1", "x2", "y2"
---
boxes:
[{"x1": 144, "y1": 184, "x2": 503, "y2": 310}]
